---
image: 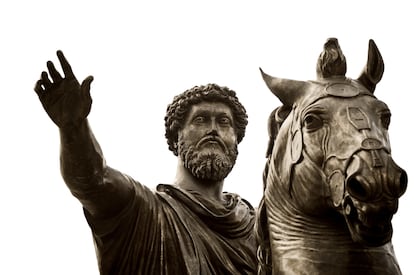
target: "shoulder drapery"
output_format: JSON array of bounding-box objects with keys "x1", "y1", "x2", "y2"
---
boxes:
[{"x1": 83, "y1": 173, "x2": 257, "y2": 275}]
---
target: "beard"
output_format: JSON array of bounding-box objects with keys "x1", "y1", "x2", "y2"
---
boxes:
[{"x1": 178, "y1": 139, "x2": 238, "y2": 182}]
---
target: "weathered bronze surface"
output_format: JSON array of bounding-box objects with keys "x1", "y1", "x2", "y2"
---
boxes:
[
  {"x1": 257, "y1": 38, "x2": 408, "y2": 274},
  {"x1": 34, "y1": 52, "x2": 257, "y2": 274}
]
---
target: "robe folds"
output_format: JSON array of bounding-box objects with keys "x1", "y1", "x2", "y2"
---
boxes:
[{"x1": 81, "y1": 168, "x2": 257, "y2": 274}]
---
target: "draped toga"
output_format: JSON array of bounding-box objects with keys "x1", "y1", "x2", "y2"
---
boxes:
[{"x1": 78, "y1": 167, "x2": 257, "y2": 274}]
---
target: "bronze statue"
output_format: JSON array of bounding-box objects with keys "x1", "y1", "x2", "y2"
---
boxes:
[
  {"x1": 257, "y1": 38, "x2": 408, "y2": 274},
  {"x1": 34, "y1": 52, "x2": 257, "y2": 274}
]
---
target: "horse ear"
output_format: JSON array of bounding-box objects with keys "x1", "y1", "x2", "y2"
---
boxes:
[
  {"x1": 357, "y1": 39, "x2": 384, "y2": 93},
  {"x1": 260, "y1": 68, "x2": 308, "y2": 107}
]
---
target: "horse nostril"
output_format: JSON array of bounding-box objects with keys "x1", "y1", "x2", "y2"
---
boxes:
[{"x1": 347, "y1": 177, "x2": 370, "y2": 201}]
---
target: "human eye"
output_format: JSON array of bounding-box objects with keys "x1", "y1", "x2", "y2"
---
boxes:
[
  {"x1": 192, "y1": 115, "x2": 206, "y2": 124},
  {"x1": 218, "y1": 116, "x2": 232, "y2": 126}
]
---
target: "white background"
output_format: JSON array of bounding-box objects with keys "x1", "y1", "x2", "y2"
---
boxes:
[{"x1": 1, "y1": 1, "x2": 412, "y2": 274}]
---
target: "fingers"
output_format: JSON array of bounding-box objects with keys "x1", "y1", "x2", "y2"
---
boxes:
[
  {"x1": 33, "y1": 71, "x2": 52, "y2": 97},
  {"x1": 56, "y1": 50, "x2": 75, "y2": 78},
  {"x1": 47, "y1": 61, "x2": 63, "y2": 82},
  {"x1": 34, "y1": 79, "x2": 44, "y2": 97},
  {"x1": 81, "y1": 75, "x2": 94, "y2": 92},
  {"x1": 41, "y1": 71, "x2": 52, "y2": 88},
  {"x1": 34, "y1": 50, "x2": 83, "y2": 98}
]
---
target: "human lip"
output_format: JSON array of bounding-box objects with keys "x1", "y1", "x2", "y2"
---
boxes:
[{"x1": 196, "y1": 136, "x2": 227, "y2": 151}]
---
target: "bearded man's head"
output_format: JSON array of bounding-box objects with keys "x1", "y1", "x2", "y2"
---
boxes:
[{"x1": 165, "y1": 84, "x2": 248, "y2": 181}]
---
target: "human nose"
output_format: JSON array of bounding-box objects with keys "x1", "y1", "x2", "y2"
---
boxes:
[{"x1": 206, "y1": 119, "x2": 219, "y2": 136}]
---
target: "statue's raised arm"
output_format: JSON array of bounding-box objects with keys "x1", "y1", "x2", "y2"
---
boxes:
[{"x1": 34, "y1": 51, "x2": 132, "y2": 218}]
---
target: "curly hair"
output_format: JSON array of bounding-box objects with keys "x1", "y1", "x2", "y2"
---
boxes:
[{"x1": 165, "y1": 83, "x2": 248, "y2": 155}]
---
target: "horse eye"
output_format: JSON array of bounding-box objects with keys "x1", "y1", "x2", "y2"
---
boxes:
[
  {"x1": 304, "y1": 114, "x2": 323, "y2": 131},
  {"x1": 380, "y1": 112, "x2": 391, "y2": 129}
]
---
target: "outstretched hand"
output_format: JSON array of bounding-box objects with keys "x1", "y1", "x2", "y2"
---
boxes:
[{"x1": 34, "y1": 50, "x2": 94, "y2": 128}]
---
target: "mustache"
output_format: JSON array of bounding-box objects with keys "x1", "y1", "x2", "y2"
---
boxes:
[{"x1": 195, "y1": 135, "x2": 228, "y2": 153}]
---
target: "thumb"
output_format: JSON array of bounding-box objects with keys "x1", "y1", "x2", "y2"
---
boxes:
[{"x1": 81, "y1": 75, "x2": 94, "y2": 92}]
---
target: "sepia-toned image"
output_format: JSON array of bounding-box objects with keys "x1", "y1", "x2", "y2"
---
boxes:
[{"x1": 1, "y1": 1, "x2": 412, "y2": 274}]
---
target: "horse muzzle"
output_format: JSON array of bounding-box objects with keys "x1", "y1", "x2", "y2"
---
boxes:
[{"x1": 339, "y1": 149, "x2": 407, "y2": 246}]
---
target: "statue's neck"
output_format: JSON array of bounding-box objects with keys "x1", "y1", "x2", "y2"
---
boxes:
[
  {"x1": 265, "y1": 192, "x2": 353, "y2": 247},
  {"x1": 264, "y1": 159, "x2": 353, "y2": 247},
  {"x1": 264, "y1": 189, "x2": 401, "y2": 274}
]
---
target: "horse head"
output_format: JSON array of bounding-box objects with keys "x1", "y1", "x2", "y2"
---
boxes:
[{"x1": 260, "y1": 38, "x2": 407, "y2": 248}]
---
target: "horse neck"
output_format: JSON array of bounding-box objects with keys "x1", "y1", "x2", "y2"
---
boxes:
[{"x1": 264, "y1": 171, "x2": 352, "y2": 247}]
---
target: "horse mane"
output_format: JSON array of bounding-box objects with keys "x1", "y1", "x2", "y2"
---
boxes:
[{"x1": 256, "y1": 105, "x2": 290, "y2": 274}]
